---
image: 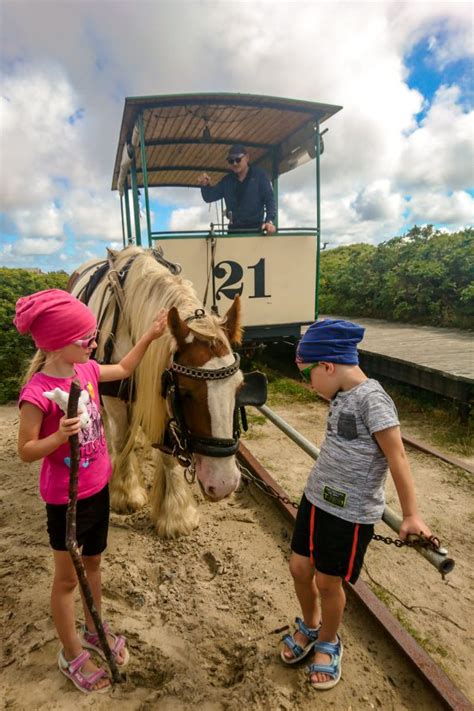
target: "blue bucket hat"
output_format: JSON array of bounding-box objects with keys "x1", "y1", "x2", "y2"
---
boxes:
[{"x1": 296, "y1": 319, "x2": 365, "y2": 365}]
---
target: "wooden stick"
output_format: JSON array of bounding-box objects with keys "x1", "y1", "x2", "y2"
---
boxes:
[{"x1": 66, "y1": 379, "x2": 122, "y2": 684}]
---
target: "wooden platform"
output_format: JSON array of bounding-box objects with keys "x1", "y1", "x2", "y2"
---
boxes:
[{"x1": 325, "y1": 316, "x2": 474, "y2": 417}]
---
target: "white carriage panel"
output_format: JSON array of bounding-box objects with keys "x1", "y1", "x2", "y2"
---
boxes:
[{"x1": 159, "y1": 235, "x2": 316, "y2": 327}]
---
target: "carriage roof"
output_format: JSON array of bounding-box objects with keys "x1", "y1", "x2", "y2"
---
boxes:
[{"x1": 111, "y1": 92, "x2": 342, "y2": 191}]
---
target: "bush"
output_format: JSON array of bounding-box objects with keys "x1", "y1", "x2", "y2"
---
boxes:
[
  {"x1": 319, "y1": 226, "x2": 474, "y2": 329},
  {"x1": 0, "y1": 269, "x2": 69, "y2": 403}
]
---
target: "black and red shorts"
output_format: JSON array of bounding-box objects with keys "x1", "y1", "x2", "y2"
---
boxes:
[
  {"x1": 46, "y1": 485, "x2": 109, "y2": 556},
  {"x1": 291, "y1": 493, "x2": 373, "y2": 584}
]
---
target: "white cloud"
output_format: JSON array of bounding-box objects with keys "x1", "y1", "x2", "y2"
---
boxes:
[
  {"x1": 0, "y1": 0, "x2": 473, "y2": 269},
  {"x1": 408, "y1": 190, "x2": 474, "y2": 227},
  {"x1": 62, "y1": 189, "x2": 122, "y2": 242},
  {"x1": 351, "y1": 181, "x2": 404, "y2": 222},
  {"x1": 0, "y1": 65, "x2": 89, "y2": 210},
  {"x1": 169, "y1": 206, "x2": 211, "y2": 232},
  {"x1": 13, "y1": 204, "x2": 64, "y2": 239},
  {"x1": 14, "y1": 237, "x2": 64, "y2": 255},
  {"x1": 397, "y1": 85, "x2": 474, "y2": 191}
]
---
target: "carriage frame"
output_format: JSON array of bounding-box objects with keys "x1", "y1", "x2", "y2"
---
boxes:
[{"x1": 111, "y1": 92, "x2": 342, "y2": 342}]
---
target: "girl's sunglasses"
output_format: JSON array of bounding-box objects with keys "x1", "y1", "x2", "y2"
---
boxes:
[
  {"x1": 227, "y1": 157, "x2": 243, "y2": 165},
  {"x1": 73, "y1": 332, "x2": 97, "y2": 349},
  {"x1": 299, "y1": 363, "x2": 320, "y2": 382}
]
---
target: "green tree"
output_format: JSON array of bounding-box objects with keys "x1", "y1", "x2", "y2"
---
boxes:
[
  {"x1": 0, "y1": 269, "x2": 69, "y2": 403},
  {"x1": 319, "y1": 227, "x2": 474, "y2": 328}
]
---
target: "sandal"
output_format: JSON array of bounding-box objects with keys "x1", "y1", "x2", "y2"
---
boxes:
[
  {"x1": 280, "y1": 617, "x2": 320, "y2": 665},
  {"x1": 80, "y1": 621, "x2": 130, "y2": 667},
  {"x1": 58, "y1": 649, "x2": 111, "y2": 694},
  {"x1": 307, "y1": 635, "x2": 343, "y2": 690}
]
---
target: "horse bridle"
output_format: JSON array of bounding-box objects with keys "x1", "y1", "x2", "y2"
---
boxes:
[{"x1": 157, "y1": 350, "x2": 243, "y2": 469}]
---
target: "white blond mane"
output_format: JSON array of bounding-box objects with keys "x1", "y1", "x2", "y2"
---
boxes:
[{"x1": 111, "y1": 247, "x2": 232, "y2": 447}]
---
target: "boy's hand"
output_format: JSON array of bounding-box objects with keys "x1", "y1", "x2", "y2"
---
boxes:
[
  {"x1": 399, "y1": 514, "x2": 432, "y2": 541},
  {"x1": 146, "y1": 309, "x2": 168, "y2": 342},
  {"x1": 58, "y1": 415, "x2": 82, "y2": 443}
]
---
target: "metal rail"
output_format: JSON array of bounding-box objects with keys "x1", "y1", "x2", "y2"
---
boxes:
[
  {"x1": 257, "y1": 403, "x2": 455, "y2": 576},
  {"x1": 402, "y1": 433, "x2": 474, "y2": 476},
  {"x1": 236, "y1": 442, "x2": 472, "y2": 711}
]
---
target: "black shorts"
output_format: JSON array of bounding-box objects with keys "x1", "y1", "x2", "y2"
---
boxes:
[
  {"x1": 291, "y1": 494, "x2": 373, "y2": 584},
  {"x1": 46, "y1": 485, "x2": 110, "y2": 556}
]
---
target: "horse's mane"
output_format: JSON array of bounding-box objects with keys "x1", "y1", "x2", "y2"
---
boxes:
[{"x1": 113, "y1": 247, "x2": 231, "y2": 448}]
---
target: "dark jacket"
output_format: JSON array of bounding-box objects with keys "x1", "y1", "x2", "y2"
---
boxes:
[{"x1": 201, "y1": 166, "x2": 276, "y2": 229}]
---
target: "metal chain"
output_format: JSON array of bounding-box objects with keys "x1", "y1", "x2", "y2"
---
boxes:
[
  {"x1": 372, "y1": 532, "x2": 441, "y2": 552},
  {"x1": 238, "y1": 465, "x2": 299, "y2": 509},
  {"x1": 238, "y1": 465, "x2": 442, "y2": 552}
]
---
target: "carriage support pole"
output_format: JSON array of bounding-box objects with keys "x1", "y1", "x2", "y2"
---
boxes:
[
  {"x1": 130, "y1": 158, "x2": 142, "y2": 246},
  {"x1": 124, "y1": 183, "x2": 133, "y2": 245},
  {"x1": 138, "y1": 112, "x2": 152, "y2": 247},
  {"x1": 66, "y1": 380, "x2": 122, "y2": 684},
  {"x1": 315, "y1": 121, "x2": 321, "y2": 320}
]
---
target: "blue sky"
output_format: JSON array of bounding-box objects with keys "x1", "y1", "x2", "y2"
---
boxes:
[{"x1": 0, "y1": 1, "x2": 472, "y2": 272}]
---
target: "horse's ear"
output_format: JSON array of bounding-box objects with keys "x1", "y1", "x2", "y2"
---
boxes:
[
  {"x1": 168, "y1": 306, "x2": 191, "y2": 346},
  {"x1": 222, "y1": 295, "x2": 242, "y2": 345}
]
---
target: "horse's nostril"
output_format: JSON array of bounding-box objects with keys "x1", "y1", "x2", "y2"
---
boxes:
[{"x1": 207, "y1": 486, "x2": 216, "y2": 497}]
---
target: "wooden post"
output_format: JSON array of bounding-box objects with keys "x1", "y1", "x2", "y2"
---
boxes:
[{"x1": 66, "y1": 380, "x2": 122, "y2": 684}]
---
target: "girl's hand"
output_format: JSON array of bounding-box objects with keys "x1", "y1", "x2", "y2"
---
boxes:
[
  {"x1": 146, "y1": 309, "x2": 168, "y2": 342},
  {"x1": 57, "y1": 415, "x2": 82, "y2": 443},
  {"x1": 399, "y1": 514, "x2": 432, "y2": 541}
]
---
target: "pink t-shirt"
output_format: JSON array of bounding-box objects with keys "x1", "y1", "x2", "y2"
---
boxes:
[{"x1": 19, "y1": 360, "x2": 112, "y2": 504}]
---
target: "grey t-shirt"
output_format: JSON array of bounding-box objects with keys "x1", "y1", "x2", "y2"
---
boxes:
[{"x1": 304, "y1": 379, "x2": 399, "y2": 524}]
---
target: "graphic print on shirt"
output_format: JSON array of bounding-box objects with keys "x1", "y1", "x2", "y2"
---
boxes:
[
  {"x1": 47, "y1": 383, "x2": 105, "y2": 472},
  {"x1": 76, "y1": 383, "x2": 106, "y2": 470}
]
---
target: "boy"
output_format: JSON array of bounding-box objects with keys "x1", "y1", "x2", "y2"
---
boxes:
[{"x1": 280, "y1": 319, "x2": 431, "y2": 689}]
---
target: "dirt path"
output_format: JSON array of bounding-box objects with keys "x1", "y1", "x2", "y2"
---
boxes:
[{"x1": 1, "y1": 401, "x2": 472, "y2": 709}]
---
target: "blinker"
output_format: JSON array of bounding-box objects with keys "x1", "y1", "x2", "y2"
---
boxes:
[
  {"x1": 236, "y1": 371, "x2": 268, "y2": 407},
  {"x1": 161, "y1": 369, "x2": 174, "y2": 398}
]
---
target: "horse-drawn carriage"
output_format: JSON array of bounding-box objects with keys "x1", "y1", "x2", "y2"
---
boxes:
[
  {"x1": 70, "y1": 93, "x2": 342, "y2": 538},
  {"x1": 111, "y1": 93, "x2": 342, "y2": 342}
]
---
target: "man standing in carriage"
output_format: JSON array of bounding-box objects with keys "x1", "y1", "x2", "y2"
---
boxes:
[{"x1": 198, "y1": 144, "x2": 277, "y2": 234}]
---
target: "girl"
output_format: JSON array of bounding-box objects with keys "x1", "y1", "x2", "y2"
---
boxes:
[{"x1": 15, "y1": 288, "x2": 168, "y2": 694}]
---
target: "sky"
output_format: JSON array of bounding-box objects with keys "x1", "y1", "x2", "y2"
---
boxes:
[{"x1": 0, "y1": 0, "x2": 473, "y2": 272}]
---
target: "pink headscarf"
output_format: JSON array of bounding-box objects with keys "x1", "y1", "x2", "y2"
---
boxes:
[{"x1": 14, "y1": 289, "x2": 97, "y2": 351}]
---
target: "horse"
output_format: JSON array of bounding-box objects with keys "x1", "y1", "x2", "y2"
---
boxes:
[{"x1": 68, "y1": 246, "x2": 246, "y2": 538}]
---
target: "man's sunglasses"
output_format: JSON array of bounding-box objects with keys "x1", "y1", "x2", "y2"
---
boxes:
[
  {"x1": 227, "y1": 156, "x2": 243, "y2": 165},
  {"x1": 299, "y1": 363, "x2": 320, "y2": 382},
  {"x1": 73, "y1": 332, "x2": 97, "y2": 349}
]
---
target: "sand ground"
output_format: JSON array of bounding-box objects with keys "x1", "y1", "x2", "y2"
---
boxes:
[{"x1": 1, "y1": 400, "x2": 472, "y2": 710}]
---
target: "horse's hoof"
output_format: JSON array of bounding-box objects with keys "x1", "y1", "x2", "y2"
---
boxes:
[{"x1": 154, "y1": 512, "x2": 200, "y2": 539}]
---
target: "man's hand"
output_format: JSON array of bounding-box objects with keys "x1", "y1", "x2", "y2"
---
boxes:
[
  {"x1": 262, "y1": 222, "x2": 276, "y2": 234},
  {"x1": 198, "y1": 173, "x2": 211, "y2": 187}
]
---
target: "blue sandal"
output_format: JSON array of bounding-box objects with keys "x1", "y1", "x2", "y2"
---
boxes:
[
  {"x1": 307, "y1": 635, "x2": 343, "y2": 690},
  {"x1": 280, "y1": 617, "x2": 320, "y2": 664}
]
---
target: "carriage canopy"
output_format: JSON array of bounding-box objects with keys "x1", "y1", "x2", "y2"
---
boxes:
[{"x1": 112, "y1": 92, "x2": 342, "y2": 193}]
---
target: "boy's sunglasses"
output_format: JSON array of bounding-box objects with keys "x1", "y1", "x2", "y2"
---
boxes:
[
  {"x1": 73, "y1": 332, "x2": 97, "y2": 349},
  {"x1": 227, "y1": 157, "x2": 243, "y2": 165},
  {"x1": 299, "y1": 363, "x2": 320, "y2": 382}
]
